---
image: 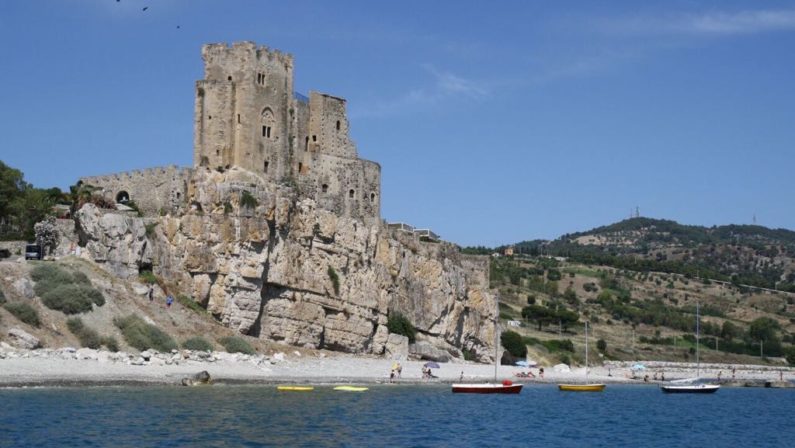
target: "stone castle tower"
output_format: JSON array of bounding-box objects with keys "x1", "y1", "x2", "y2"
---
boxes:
[{"x1": 194, "y1": 42, "x2": 381, "y2": 221}]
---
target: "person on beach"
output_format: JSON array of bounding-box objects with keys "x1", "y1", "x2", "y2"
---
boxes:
[
  {"x1": 539, "y1": 367, "x2": 544, "y2": 379},
  {"x1": 148, "y1": 285, "x2": 154, "y2": 302},
  {"x1": 732, "y1": 367, "x2": 736, "y2": 379},
  {"x1": 661, "y1": 371, "x2": 665, "y2": 381},
  {"x1": 717, "y1": 371, "x2": 722, "y2": 381},
  {"x1": 459, "y1": 371, "x2": 464, "y2": 381}
]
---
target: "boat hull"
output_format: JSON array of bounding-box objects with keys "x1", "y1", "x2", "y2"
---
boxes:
[
  {"x1": 451, "y1": 383, "x2": 523, "y2": 394},
  {"x1": 277, "y1": 386, "x2": 314, "y2": 392},
  {"x1": 558, "y1": 384, "x2": 606, "y2": 392},
  {"x1": 661, "y1": 384, "x2": 720, "y2": 394},
  {"x1": 333, "y1": 386, "x2": 369, "y2": 392}
]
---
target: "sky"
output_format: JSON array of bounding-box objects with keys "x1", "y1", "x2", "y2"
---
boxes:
[{"x1": 1, "y1": 1, "x2": 794, "y2": 246}]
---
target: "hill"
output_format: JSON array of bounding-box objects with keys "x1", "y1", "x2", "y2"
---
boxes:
[
  {"x1": 508, "y1": 217, "x2": 795, "y2": 292},
  {"x1": 484, "y1": 218, "x2": 795, "y2": 368}
]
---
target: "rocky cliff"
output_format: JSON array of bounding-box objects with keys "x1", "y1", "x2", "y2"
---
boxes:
[{"x1": 74, "y1": 168, "x2": 498, "y2": 362}]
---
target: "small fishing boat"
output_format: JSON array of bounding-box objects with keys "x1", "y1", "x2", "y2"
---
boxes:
[
  {"x1": 661, "y1": 383, "x2": 720, "y2": 394},
  {"x1": 451, "y1": 381, "x2": 523, "y2": 394},
  {"x1": 559, "y1": 321, "x2": 606, "y2": 392},
  {"x1": 333, "y1": 386, "x2": 369, "y2": 392},
  {"x1": 451, "y1": 308, "x2": 523, "y2": 394},
  {"x1": 277, "y1": 386, "x2": 314, "y2": 392},
  {"x1": 660, "y1": 302, "x2": 720, "y2": 394}
]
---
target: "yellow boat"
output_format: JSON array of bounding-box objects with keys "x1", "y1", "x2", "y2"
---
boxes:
[
  {"x1": 277, "y1": 386, "x2": 314, "y2": 392},
  {"x1": 558, "y1": 384, "x2": 606, "y2": 392},
  {"x1": 333, "y1": 386, "x2": 369, "y2": 392},
  {"x1": 558, "y1": 322, "x2": 607, "y2": 393}
]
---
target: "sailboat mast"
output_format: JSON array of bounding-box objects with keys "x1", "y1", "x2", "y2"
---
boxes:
[
  {"x1": 585, "y1": 321, "x2": 589, "y2": 383},
  {"x1": 494, "y1": 300, "x2": 499, "y2": 382},
  {"x1": 696, "y1": 302, "x2": 700, "y2": 377}
]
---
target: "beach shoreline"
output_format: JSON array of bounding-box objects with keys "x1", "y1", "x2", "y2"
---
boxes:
[{"x1": 2, "y1": 346, "x2": 793, "y2": 389}]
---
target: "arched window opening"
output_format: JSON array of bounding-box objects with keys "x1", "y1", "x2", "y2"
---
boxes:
[
  {"x1": 200, "y1": 156, "x2": 209, "y2": 167},
  {"x1": 176, "y1": 192, "x2": 181, "y2": 199},
  {"x1": 348, "y1": 189, "x2": 355, "y2": 199},
  {"x1": 228, "y1": 76, "x2": 232, "y2": 81},
  {"x1": 336, "y1": 120, "x2": 341, "y2": 131},
  {"x1": 298, "y1": 162, "x2": 303, "y2": 174},
  {"x1": 263, "y1": 161, "x2": 269, "y2": 173},
  {"x1": 312, "y1": 135, "x2": 317, "y2": 142},
  {"x1": 261, "y1": 107, "x2": 275, "y2": 139},
  {"x1": 321, "y1": 184, "x2": 329, "y2": 193},
  {"x1": 305, "y1": 136, "x2": 309, "y2": 150},
  {"x1": 116, "y1": 191, "x2": 130, "y2": 204},
  {"x1": 370, "y1": 192, "x2": 376, "y2": 203}
]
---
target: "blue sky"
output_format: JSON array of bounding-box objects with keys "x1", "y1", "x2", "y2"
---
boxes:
[{"x1": 1, "y1": 1, "x2": 794, "y2": 246}]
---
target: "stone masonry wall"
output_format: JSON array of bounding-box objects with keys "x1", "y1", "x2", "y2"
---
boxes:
[{"x1": 80, "y1": 166, "x2": 191, "y2": 216}]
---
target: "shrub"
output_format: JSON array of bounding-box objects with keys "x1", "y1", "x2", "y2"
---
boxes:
[
  {"x1": 4, "y1": 302, "x2": 40, "y2": 327},
  {"x1": 102, "y1": 336, "x2": 120, "y2": 352},
  {"x1": 387, "y1": 312, "x2": 416, "y2": 343},
  {"x1": 596, "y1": 339, "x2": 607, "y2": 352},
  {"x1": 66, "y1": 317, "x2": 102, "y2": 349},
  {"x1": 501, "y1": 330, "x2": 527, "y2": 358},
  {"x1": 462, "y1": 347, "x2": 476, "y2": 361},
  {"x1": 223, "y1": 202, "x2": 233, "y2": 215},
  {"x1": 139, "y1": 271, "x2": 158, "y2": 285},
  {"x1": 113, "y1": 314, "x2": 177, "y2": 352},
  {"x1": 183, "y1": 336, "x2": 214, "y2": 352},
  {"x1": 541, "y1": 339, "x2": 575, "y2": 353},
  {"x1": 327, "y1": 265, "x2": 340, "y2": 295},
  {"x1": 145, "y1": 222, "x2": 159, "y2": 238},
  {"x1": 218, "y1": 336, "x2": 256, "y2": 355},
  {"x1": 32, "y1": 264, "x2": 75, "y2": 296},
  {"x1": 176, "y1": 294, "x2": 205, "y2": 314},
  {"x1": 41, "y1": 284, "x2": 104, "y2": 314},
  {"x1": 240, "y1": 190, "x2": 258, "y2": 209}
]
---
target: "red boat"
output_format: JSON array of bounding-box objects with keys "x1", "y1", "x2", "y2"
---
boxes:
[{"x1": 451, "y1": 380, "x2": 523, "y2": 394}]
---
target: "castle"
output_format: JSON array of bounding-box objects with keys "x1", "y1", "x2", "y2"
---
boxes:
[{"x1": 81, "y1": 42, "x2": 381, "y2": 222}]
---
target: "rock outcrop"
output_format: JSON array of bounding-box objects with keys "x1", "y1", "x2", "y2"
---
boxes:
[
  {"x1": 8, "y1": 328, "x2": 41, "y2": 350},
  {"x1": 76, "y1": 168, "x2": 498, "y2": 362}
]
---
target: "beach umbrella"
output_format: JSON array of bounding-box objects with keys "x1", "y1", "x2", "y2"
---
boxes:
[
  {"x1": 515, "y1": 360, "x2": 531, "y2": 367},
  {"x1": 631, "y1": 363, "x2": 646, "y2": 371},
  {"x1": 423, "y1": 361, "x2": 441, "y2": 369}
]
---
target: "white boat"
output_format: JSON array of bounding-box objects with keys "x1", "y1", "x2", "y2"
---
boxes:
[
  {"x1": 661, "y1": 302, "x2": 720, "y2": 394},
  {"x1": 559, "y1": 321, "x2": 606, "y2": 392}
]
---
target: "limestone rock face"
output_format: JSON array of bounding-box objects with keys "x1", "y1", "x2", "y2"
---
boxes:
[
  {"x1": 8, "y1": 328, "x2": 41, "y2": 350},
  {"x1": 74, "y1": 167, "x2": 499, "y2": 362}
]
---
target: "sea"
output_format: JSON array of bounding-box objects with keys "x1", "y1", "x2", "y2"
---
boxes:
[{"x1": 0, "y1": 384, "x2": 793, "y2": 447}]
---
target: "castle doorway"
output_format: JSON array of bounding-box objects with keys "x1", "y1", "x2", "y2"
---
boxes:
[{"x1": 116, "y1": 191, "x2": 130, "y2": 204}]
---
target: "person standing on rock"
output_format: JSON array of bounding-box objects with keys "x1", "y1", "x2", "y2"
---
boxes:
[
  {"x1": 166, "y1": 295, "x2": 174, "y2": 308},
  {"x1": 148, "y1": 285, "x2": 154, "y2": 302}
]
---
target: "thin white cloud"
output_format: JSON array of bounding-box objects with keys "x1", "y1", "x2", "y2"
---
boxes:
[
  {"x1": 351, "y1": 65, "x2": 489, "y2": 118},
  {"x1": 601, "y1": 9, "x2": 795, "y2": 37}
]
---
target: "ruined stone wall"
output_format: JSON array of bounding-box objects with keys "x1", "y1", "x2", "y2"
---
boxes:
[
  {"x1": 307, "y1": 92, "x2": 357, "y2": 159},
  {"x1": 193, "y1": 42, "x2": 380, "y2": 221},
  {"x1": 80, "y1": 166, "x2": 191, "y2": 216},
  {"x1": 195, "y1": 42, "x2": 294, "y2": 180}
]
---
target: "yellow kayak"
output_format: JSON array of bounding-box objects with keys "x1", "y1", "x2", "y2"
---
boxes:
[
  {"x1": 333, "y1": 386, "x2": 369, "y2": 392},
  {"x1": 277, "y1": 386, "x2": 314, "y2": 392},
  {"x1": 558, "y1": 384, "x2": 606, "y2": 392}
]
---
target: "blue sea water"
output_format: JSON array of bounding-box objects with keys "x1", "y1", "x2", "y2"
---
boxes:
[{"x1": 0, "y1": 384, "x2": 793, "y2": 447}]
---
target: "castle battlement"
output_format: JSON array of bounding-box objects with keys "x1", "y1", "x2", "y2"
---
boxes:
[
  {"x1": 194, "y1": 41, "x2": 381, "y2": 222},
  {"x1": 80, "y1": 42, "x2": 381, "y2": 222}
]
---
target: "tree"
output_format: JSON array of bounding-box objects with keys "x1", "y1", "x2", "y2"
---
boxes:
[
  {"x1": 0, "y1": 160, "x2": 26, "y2": 222},
  {"x1": 563, "y1": 287, "x2": 577, "y2": 305},
  {"x1": 556, "y1": 308, "x2": 580, "y2": 331},
  {"x1": 34, "y1": 216, "x2": 59, "y2": 256},
  {"x1": 720, "y1": 321, "x2": 741, "y2": 340},
  {"x1": 501, "y1": 330, "x2": 527, "y2": 358},
  {"x1": 522, "y1": 305, "x2": 555, "y2": 331},
  {"x1": 748, "y1": 317, "x2": 780, "y2": 343}
]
